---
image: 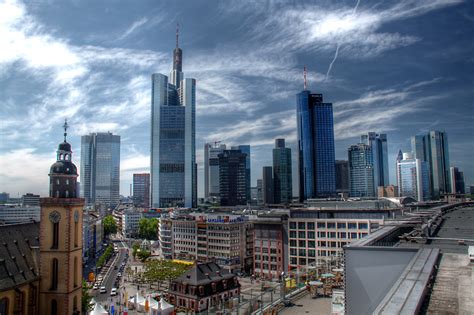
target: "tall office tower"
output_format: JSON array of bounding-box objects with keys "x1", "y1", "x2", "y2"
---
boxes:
[
  {"x1": 218, "y1": 150, "x2": 247, "y2": 206},
  {"x1": 262, "y1": 166, "x2": 274, "y2": 204},
  {"x1": 450, "y1": 167, "x2": 465, "y2": 194},
  {"x1": 348, "y1": 144, "x2": 375, "y2": 198},
  {"x1": 273, "y1": 139, "x2": 292, "y2": 204},
  {"x1": 335, "y1": 160, "x2": 350, "y2": 194},
  {"x1": 296, "y1": 69, "x2": 336, "y2": 201},
  {"x1": 204, "y1": 143, "x2": 227, "y2": 200},
  {"x1": 232, "y1": 145, "x2": 251, "y2": 201},
  {"x1": 133, "y1": 173, "x2": 150, "y2": 208},
  {"x1": 150, "y1": 25, "x2": 196, "y2": 208},
  {"x1": 396, "y1": 153, "x2": 431, "y2": 201},
  {"x1": 411, "y1": 131, "x2": 450, "y2": 198},
  {"x1": 256, "y1": 179, "x2": 263, "y2": 205},
  {"x1": 395, "y1": 149, "x2": 403, "y2": 190},
  {"x1": 80, "y1": 132, "x2": 121, "y2": 208},
  {"x1": 360, "y1": 132, "x2": 389, "y2": 188}
]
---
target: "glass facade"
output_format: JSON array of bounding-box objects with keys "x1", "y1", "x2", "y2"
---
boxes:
[
  {"x1": 396, "y1": 153, "x2": 431, "y2": 201},
  {"x1": 133, "y1": 173, "x2": 150, "y2": 208},
  {"x1": 232, "y1": 145, "x2": 251, "y2": 201},
  {"x1": 150, "y1": 42, "x2": 196, "y2": 208},
  {"x1": 411, "y1": 131, "x2": 450, "y2": 199},
  {"x1": 273, "y1": 138, "x2": 292, "y2": 203},
  {"x1": 297, "y1": 91, "x2": 336, "y2": 201},
  {"x1": 360, "y1": 132, "x2": 389, "y2": 188},
  {"x1": 348, "y1": 144, "x2": 375, "y2": 197},
  {"x1": 80, "y1": 132, "x2": 121, "y2": 207},
  {"x1": 218, "y1": 150, "x2": 247, "y2": 206}
]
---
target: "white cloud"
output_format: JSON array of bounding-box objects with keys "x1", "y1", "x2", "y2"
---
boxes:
[{"x1": 118, "y1": 17, "x2": 149, "y2": 40}]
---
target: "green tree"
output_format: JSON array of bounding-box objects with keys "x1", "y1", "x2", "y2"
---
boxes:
[
  {"x1": 143, "y1": 259, "x2": 191, "y2": 289},
  {"x1": 138, "y1": 218, "x2": 158, "y2": 240},
  {"x1": 103, "y1": 215, "x2": 117, "y2": 236},
  {"x1": 137, "y1": 250, "x2": 151, "y2": 262},
  {"x1": 82, "y1": 279, "x2": 93, "y2": 312},
  {"x1": 132, "y1": 242, "x2": 140, "y2": 259}
]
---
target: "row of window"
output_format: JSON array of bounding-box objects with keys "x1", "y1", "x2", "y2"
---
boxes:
[{"x1": 289, "y1": 221, "x2": 368, "y2": 230}]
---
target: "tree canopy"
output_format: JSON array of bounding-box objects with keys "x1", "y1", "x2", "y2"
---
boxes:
[
  {"x1": 138, "y1": 218, "x2": 158, "y2": 240},
  {"x1": 103, "y1": 215, "x2": 117, "y2": 236},
  {"x1": 143, "y1": 260, "x2": 191, "y2": 285}
]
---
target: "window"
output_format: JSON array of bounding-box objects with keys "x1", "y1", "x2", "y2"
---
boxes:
[
  {"x1": 289, "y1": 231, "x2": 296, "y2": 238},
  {"x1": 317, "y1": 222, "x2": 326, "y2": 229},
  {"x1": 327, "y1": 222, "x2": 336, "y2": 229},
  {"x1": 74, "y1": 257, "x2": 78, "y2": 287},
  {"x1": 298, "y1": 231, "x2": 305, "y2": 238},
  {"x1": 298, "y1": 249, "x2": 306, "y2": 256},
  {"x1": 13, "y1": 291, "x2": 24, "y2": 314},
  {"x1": 308, "y1": 231, "x2": 315, "y2": 239},
  {"x1": 51, "y1": 259, "x2": 58, "y2": 290},
  {"x1": 308, "y1": 240, "x2": 316, "y2": 248},
  {"x1": 0, "y1": 298, "x2": 8, "y2": 315},
  {"x1": 52, "y1": 222, "x2": 59, "y2": 249},
  {"x1": 337, "y1": 223, "x2": 346, "y2": 229},
  {"x1": 74, "y1": 221, "x2": 78, "y2": 247},
  {"x1": 289, "y1": 222, "x2": 296, "y2": 229},
  {"x1": 290, "y1": 248, "x2": 297, "y2": 256},
  {"x1": 308, "y1": 249, "x2": 316, "y2": 257},
  {"x1": 51, "y1": 300, "x2": 57, "y2": 315},
  {"x1": 290, "y1": 240, "x2": 296, "y2": 247},
  {"x1": 298, "y1": 240, "x2": 306, "y2": 247},
  {"x1": 298, "y1": 222, "x2": 305, "y2": 229},
  {"x1": 307, "y1": 222, "x2": 315, "y2": 230},
  {"x1": 348, "y1": 223, "x2": 357, "y2": 229},
  {"x1": 358, "y1": 223, "x2": 368, "y2": 230}
]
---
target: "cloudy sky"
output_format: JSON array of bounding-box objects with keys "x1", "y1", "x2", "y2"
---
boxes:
[{"x1": 0, "y1": 0, "x2": 473, "y2": 198}]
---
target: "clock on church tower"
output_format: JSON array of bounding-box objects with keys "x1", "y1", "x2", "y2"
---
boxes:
[{"x1": 39, "y1": 120, "x2": 84, "y2": 315}]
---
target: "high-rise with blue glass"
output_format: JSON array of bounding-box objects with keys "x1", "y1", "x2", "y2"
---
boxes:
[
  {"x1": 150, "y1": 25, "x2": 196, "y2": 208},
  {"x1": 296, "y1": 77, "x2": 336, "y2": 201},
  {"x1": 396, "y1": 152, "x2": 431, "y2": 201},
  {"x1": 360, "y1": 132, "x2": 389, "y2": 188},
  {"x1": 348, "y1": 144, "x2": 375, "y2": 198},
  {"x1": 411, "y1": 130, "x2": 450, "y2": 199}
]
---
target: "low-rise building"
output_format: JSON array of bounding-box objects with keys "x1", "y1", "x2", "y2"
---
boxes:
[
  {"x1": 22, "y1": 193, "x2": 40, "y2": 206},
  {"x1": 378, "y1": 185, "x2": 399, "y2": 198},
  {"x1": 121, "y1": 209, "x2": 142, "y2": 238},
  {"x1": 82, "y1": 211, "x2": 103, "y2": 263},
  {"x1": 159, "y1": 217, "x2": 173, "y2": 259},
  {"x1": 167, "y1": 262, "x2": 241, "y2": 313},
  {"x1": 0, "y1": 205, "x2": 40, "y2": 224}
]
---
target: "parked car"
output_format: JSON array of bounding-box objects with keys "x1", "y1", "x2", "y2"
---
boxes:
[
  {"x1": 92, "y1": 283, "x2": 99, "y2": 290},
  {"x1": 99, "y1": 286, "x2": 107, "y2": 294},
  {"x1": 110, "y1": 288, "x2": 117, "y2": 296},
  {"x1": 117, "y1": 272, "x2": 122, "y2": 277}
]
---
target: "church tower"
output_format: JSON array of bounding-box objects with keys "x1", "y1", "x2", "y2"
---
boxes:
[{"x1": 39, "y1": 120, "x2": 83, "y2": 315}]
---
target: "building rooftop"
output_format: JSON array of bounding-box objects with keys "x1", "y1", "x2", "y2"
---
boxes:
[
  {"x1": 0, "y1": 222, "x2": 40, "y2": 291},
  {"x1": 343, "y1": 202, "x2": 474, "y2": 314},
  {"x1": 175, "y1": 262, "x2": 235, "y2": 286}
]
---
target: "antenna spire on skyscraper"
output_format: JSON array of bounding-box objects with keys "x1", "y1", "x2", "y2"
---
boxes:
[
  {"x1": 176, "y1": 22, "x2": 179, "y2": 49},
  {"x1": 304, "y1": 66, "x2": 307, "y2": 90}
]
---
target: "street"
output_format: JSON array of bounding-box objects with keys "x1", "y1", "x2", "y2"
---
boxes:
[{"x1": 91, "y1": 240, "x2": 129, "y2": 304}]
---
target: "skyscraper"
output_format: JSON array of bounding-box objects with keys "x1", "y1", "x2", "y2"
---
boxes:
[
  {"x1": 296, "y1": 70, "x2": 336, "y2": 201},
  {"x1": 80, "y1": 132, "x2": 121, "y2": 208},
  {"x1": 133, "y1": 173, "x2": 150, "y2": 208},
  {"x1": 348, "y1": 144, "x2": 375, "y2": 198},
  {"x1": 412, "y1": 131, "x2": 450, "y2": 198},
  {"x1": 396, "y1": 153, "x2": 431, "y2": 201},
  {"x1": 204, "y1": 143, "x2": 226, "y2": 200},
  {"x1": 450, "y1": 167, "x2": 465, "y2": 194},
  {"x1": 262, "y1": 166, "x2": 274, "y2": 204},
  {"x1": 360, "y1": 132, "x2": 389, "y2": 188},
  {"x1": 218, "y1": 150, "x2": 247, "y2": 206},
  {"x1": 273, "y1": 139, "x2": 292, "y2": 204},
  {"x1": 232, "y1": 145, "x2": 251, "y2": 202},
  {"x1": 150, "y1": 25, "x2": 196, "y2": 208},
  {"x1": 335, "y1": 160, "x2": 350, "y2": 194}
]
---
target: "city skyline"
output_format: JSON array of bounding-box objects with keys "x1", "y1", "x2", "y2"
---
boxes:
[{"x1": 1, "y1": 0, "x2": 473, "y2": 197}]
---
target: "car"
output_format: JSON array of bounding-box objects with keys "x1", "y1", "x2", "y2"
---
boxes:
[
  {"x1": 92, "y1": 283, "x2": 99, "y2": 290},
  {"x1": 114, "y1": 265, "x2": 118, "y2": 270},
  {"x1": 99, "y1": 286, "x2": 107, "y2": 294},
  {"x1": 110, "y1": 288, "x2": 117, "y2": 296},
  {"x1": 117, "y1": 272, "x2": 122, "y2": 277}
]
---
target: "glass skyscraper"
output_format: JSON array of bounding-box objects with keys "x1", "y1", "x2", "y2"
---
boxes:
[
  {"x1": 231, "y1": 145, "x2": 251, "y2": 202},
  {"x1": 348, "y1": 144, "x2": 374, "y2": 198},
  {"x1": 150, "y1": 27, "x2": 196, "y2": 208},
  {"x1": 411, "y1": 130, "x2": 450, "y2": 199},
  {"x1": 204, "y1": 143, "x2": 227, "y2": 200},
  {"x1": 360, "y1": 132, "x2": 389, "y2": 188},
  {"x1": 80, "y1": 132, "x2": 121, "y2": 208},
  {"x1": 396, "y1": 153, "x2": 431, "y2": 201},
  {"x1": 297, "y1": 90, "x2": 336, "y2": 201},
  {"x1": 133, "y1": 173, "x2": 150, "y2": 208},
  {"x1": 273, "y1": 139, "x2": 292, "y2": 204},
  {"x1": 218, "y1": 149, "x2": 247, "y2": 206}
]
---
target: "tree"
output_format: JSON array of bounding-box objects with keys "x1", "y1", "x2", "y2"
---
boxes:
[
  {"x1": 103, "y1": 215, "x2": 117, "y2": 236},
  {"x1": 132, "y1": 242, "x2": 140, "y2": 259},
  {"x1": 138, "y1": 218, "x2": 158, "y2": 240},
  {"x1": 82, "y1": 280, "x2": 93, "y2": 313},
  {"x1": 137, "y1": 250, "x2": 151, "y2": 262},
  {"x1": 143, "y1": 260, "x2": 192, "y2": 289}
]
